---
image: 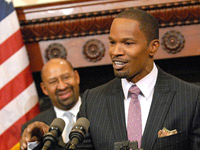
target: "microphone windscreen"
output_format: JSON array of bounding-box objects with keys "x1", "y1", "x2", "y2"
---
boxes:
[
  {"x1": 50, "y1": 118, "x2": 65, "y2": 133},
  {"x1": 75, "y1": 117, "x2": 90, "y2": 133}
]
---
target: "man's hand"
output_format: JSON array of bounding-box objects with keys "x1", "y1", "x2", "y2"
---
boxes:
[{"x1": 20, "y1": 121, "x2": 49, "y2": 150}]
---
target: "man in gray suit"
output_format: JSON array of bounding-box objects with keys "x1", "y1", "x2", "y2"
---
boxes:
[
  {"x1": 21, "y1": 9, "x2": 200, "y2": 150},
  {"x1": 20, "y1": 58, "x2": 81, "y2": 150}
]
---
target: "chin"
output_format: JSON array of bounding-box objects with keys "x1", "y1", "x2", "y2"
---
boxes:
[{"x1": 114, "y1": 71, "x2": 128, "y2": 78}]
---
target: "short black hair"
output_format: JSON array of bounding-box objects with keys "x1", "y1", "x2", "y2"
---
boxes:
[{"x1": 115, "y1": 9, "x2": 159, "y2": 44}]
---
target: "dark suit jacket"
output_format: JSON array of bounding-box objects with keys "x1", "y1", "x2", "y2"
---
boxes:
[
  {"x1": 21, "y1": 107, "x2": 56, "y2": 133},
  {"x1": 77, "y1": 67, "x2": 200, "y2": 150}
]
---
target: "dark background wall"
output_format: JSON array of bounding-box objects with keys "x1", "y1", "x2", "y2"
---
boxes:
[{"x1": 33, "y1": 55, "x2": 200, "y2": 111}]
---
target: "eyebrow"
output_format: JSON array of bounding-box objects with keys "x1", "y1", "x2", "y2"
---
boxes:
[
  {"x1": 47, "y1": 73, "x2": 71, "y2": 80},
  {"x1": 47, "y1": 77, "x2": 57, "y2": 81},
  {"x1": 108, "y1": 36, "x2": 135, "y2": 42},
  {"x1": 108, "y1": 36, "x2": 113, "y2": 40},
  {"x1": 121, "y1": 38, "x2": 135, "y2": 42}
]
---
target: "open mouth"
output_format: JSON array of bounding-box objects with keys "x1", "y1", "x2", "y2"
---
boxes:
[{"x1": 113, "y1": 60, "x2": 128, "y2": 70}]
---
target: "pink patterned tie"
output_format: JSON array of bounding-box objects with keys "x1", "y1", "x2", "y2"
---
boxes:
[{"x1": 127, "y1": 85, "x2": 142, "y2": 148}]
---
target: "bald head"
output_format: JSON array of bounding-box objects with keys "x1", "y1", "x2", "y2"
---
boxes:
[
  {"x1": 40, "y1": 58, "x2": 80, "y2": 110},
  {"x1": 41, "y1": 58, "x2": 74, "y2": 82}
]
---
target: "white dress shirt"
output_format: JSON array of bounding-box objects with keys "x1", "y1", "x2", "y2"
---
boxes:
[
  {"x1": 27, "y1": 97, "x2": 81, "y2": 149},
  {"x1": 54, "y1": 97, "x2": 81, "y2": 142},
  {"x1": 122, "y1": 63, "x2": 158, "y2": 134}
]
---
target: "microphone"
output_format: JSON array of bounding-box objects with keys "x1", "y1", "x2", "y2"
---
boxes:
[
  {"x1": 42, "y1": 118, "x2": 65, "y2": 150},
  {"x1": 67, "y1": 117, "x2": 90, "y2": 150}
]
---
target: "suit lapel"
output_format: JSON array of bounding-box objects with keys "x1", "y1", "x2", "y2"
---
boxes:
[
  {"x1": 44, "y1": 107, "x2": 57, "y2": 125},
  {"x1": 141, "y1": 68, "x2": 176, "y2": 150},
  {"x1": 106, "y1": 79, "x2": 128, "y2": 142}
]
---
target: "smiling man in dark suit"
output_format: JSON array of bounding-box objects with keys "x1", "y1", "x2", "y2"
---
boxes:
[
  {"x1": 77, "y1": 9, "x2": 200, "y2": 150},
  {"x1": 20, "y1": 9, "x2": 200, "y2": 150},
  {"x1": 20, "y1": 58, "x2": 81, "y2": 150}
]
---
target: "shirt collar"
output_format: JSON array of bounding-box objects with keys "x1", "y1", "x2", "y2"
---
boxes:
[
  {"x1": 54, "y1": 97, "x2": 81, "y2": 118},
  {"x1": 122, "y1": 63, "x2": 158, "y2": 100}
]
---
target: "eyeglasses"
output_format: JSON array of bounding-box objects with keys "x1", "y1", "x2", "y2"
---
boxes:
[{"x1": 47, "y1": 74, "x2": 74, "y2": 87}]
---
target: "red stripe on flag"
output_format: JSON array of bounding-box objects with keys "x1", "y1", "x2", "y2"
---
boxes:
[
  {"x1": 0, "y1": 29, "x2": 24, "y2": 65},
  {"x1": 0, "y1": 65, "x2": 34, "y2": 110},
  {"x1": 0, "y1": 103, "x2": 40, "y2": 150}
]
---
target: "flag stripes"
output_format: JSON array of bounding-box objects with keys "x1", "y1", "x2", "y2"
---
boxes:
[
  {"x1": 0, "y1": 46, "x2": 29, "y2": 89},
  {"x1": 0, "y1": 103, "x2": 40, "y2": 149},
  {"x1": 0, "y1": 11, "x2": 19, "y2": 43},
  {"x1": 0, "y1": 0, "x2": 40, "y2": 149},
  {"x1": 0, "y1": 29, "x2": 24, "y2": 64},
  {"x1": 0, "y1": 83, "x2": 39, "y2": 134},
  {"x1": 0, "y1": 66, "x2": 34, "y2": 110}
]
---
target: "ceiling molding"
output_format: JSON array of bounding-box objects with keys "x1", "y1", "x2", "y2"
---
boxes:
[{"x1": 19, "y1": 0, "x2": 200, "y2": 43}]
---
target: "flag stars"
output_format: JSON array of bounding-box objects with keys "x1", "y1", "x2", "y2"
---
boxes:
[{"x1": 5, "y1": 0, "x2": 12, "y2": 4}]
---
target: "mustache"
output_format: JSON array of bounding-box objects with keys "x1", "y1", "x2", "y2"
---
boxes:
[{"x1": 55, "y1": 86, "x2": 73, "y2": 95}]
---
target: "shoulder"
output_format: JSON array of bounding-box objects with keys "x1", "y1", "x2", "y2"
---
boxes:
[
  {"x1": 33, "y1": 107, "x2": 56, "y2": 121},
  {"x1": 21, "y1": 107, "x2": 56, "y2": 133},
  {"x1": 157, "y1": 67, "x2": 200, "y2": 93},
  {"x1": 88, "y1": 78, "x2": 121, "y2": 93},
  {"x1": 82, "y1": 78, "x2": 121, "y2": 100}
]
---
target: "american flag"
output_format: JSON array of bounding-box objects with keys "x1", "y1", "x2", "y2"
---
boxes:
[{"x1": 0, "y1": 0, "x2": 40, "y2": 149}]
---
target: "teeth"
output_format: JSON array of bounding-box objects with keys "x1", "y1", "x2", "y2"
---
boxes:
[{"x1": 114, "y1": 61, "x2": 125, "y2": 65}]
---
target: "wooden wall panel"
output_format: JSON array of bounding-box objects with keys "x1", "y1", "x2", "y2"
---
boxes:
[
  {"x1": 26, "y1": 43, "x2": 44, "y2": 71},
  {"x1": 15, "y1": 0, "x2": 200, "y2": 72}
]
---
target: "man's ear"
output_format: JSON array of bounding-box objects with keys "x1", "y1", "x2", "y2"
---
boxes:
[
  {"x1": 40, "y1": 82, "x2": 48, "y2": 96},
  {"x1": 149, "y1": 39, "x2": 160, "y2": 58}
]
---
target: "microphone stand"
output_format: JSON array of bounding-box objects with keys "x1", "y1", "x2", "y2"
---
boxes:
[
  {"x1": 65, "y1": 137, "x2": 79, "y2": 150},
  {"x1": 65, "y1": 142, "x2": 77, "y2": 150},
  {"x1": 55, "y1": 140, "x2": 77, "y2": 150}
]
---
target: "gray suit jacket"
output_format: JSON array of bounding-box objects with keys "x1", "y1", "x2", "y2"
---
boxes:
[{"x1": 78, "y1": 67, "x2": 200, "y2": 150}]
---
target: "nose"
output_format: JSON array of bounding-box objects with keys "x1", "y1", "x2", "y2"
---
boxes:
[
  {"x1": 109, "y1": 43, "x2": 124, "y2": 57},
  {"x1": 57, "y1": 78, "x2": 67, "y2": 90}
]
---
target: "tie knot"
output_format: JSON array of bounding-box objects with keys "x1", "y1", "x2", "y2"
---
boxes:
[
  {"x1": 64, "y1": 112, "x2": 73, "y2": 119},
  {"x1": 129, "y1": 85, "x2": 140, "y2": 99}
]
